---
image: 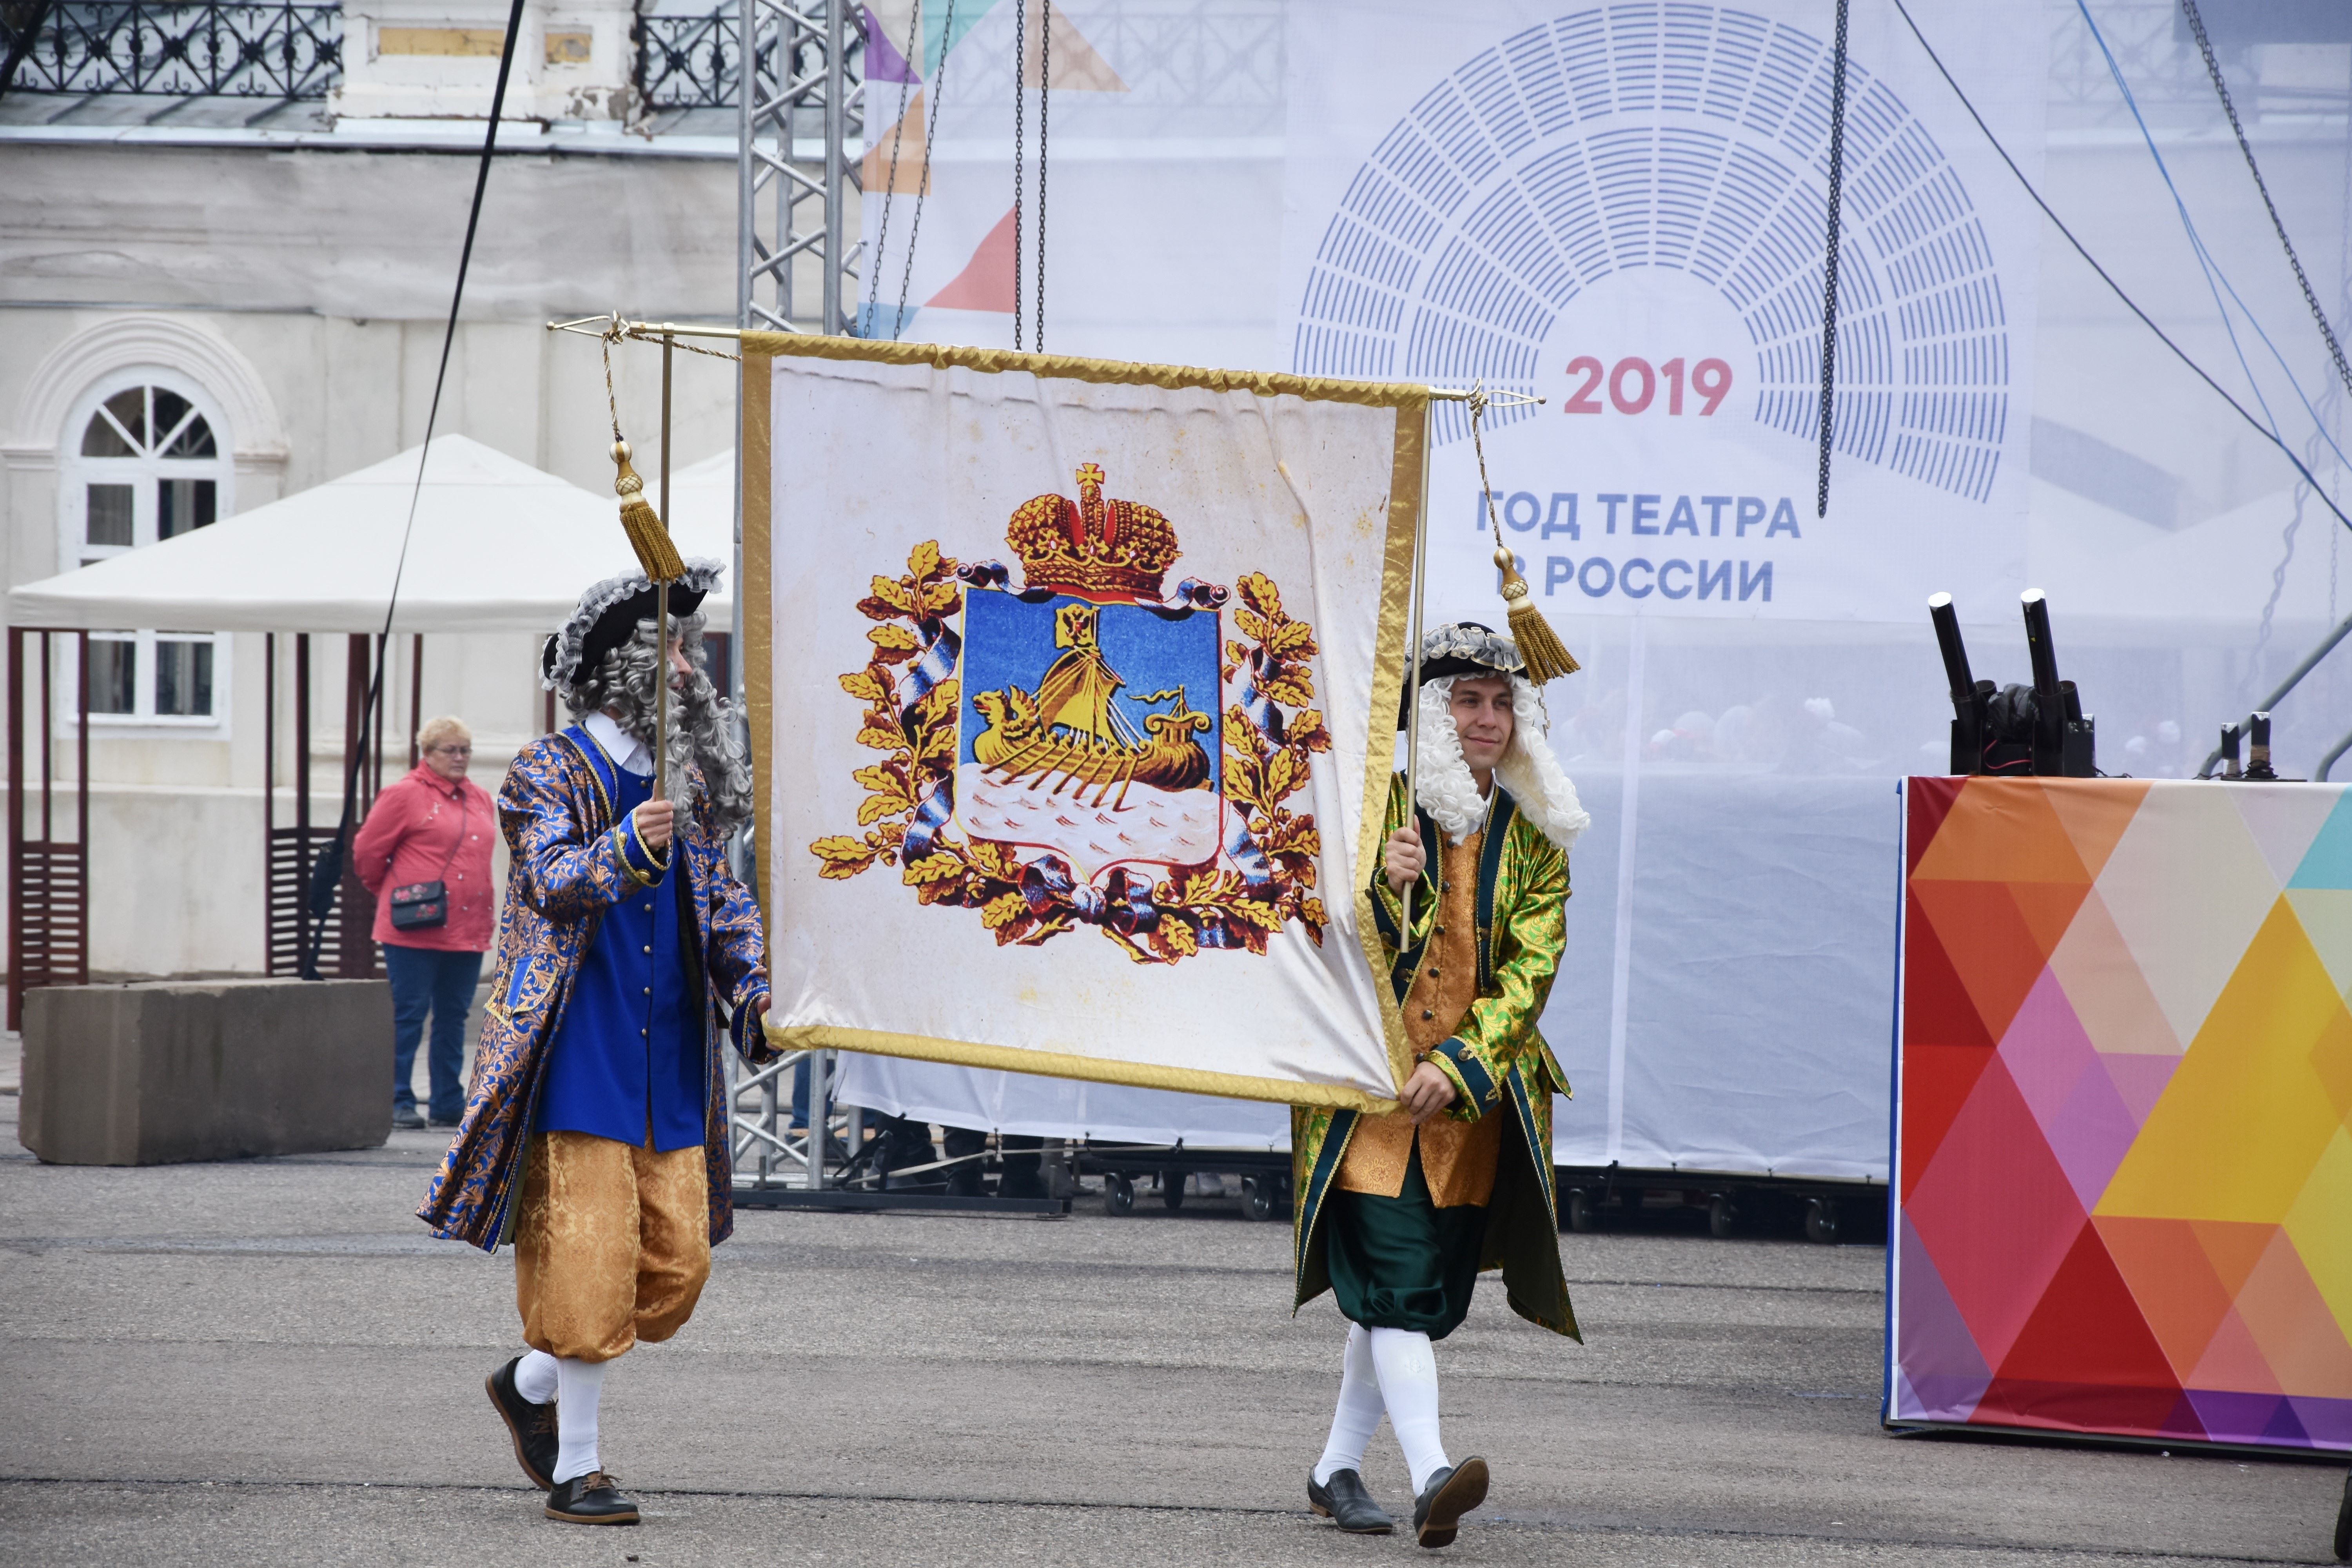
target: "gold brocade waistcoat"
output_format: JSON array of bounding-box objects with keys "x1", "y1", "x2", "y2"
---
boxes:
[{"x1": 1334, "y1": 824, "x2": 1503, "y2": 1208}]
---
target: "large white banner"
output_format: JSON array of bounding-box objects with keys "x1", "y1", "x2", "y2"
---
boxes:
[
  {"x1": 1281, "y1": 0, "x2": 2049, "y2": 625},
  {"x1": 748, "y1": 339, "x2": 1427, "y2": 1109}
]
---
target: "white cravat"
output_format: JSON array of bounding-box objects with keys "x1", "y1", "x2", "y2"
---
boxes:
[{"x1": 583, "y1": 709, "x2": 653, "y2": 778}]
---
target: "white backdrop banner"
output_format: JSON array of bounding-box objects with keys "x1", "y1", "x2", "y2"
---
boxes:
[
  {"x1": 748, "y1": 339, "x2": 1431, "y2": 1109},
  {"x1": 1281, "y1": 0, "x2": 2049, "y2": 626}
]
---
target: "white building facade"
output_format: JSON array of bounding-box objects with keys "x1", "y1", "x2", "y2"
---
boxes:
[{"x1": 2, "y1": 0, "x2": 759, "y2": 975}]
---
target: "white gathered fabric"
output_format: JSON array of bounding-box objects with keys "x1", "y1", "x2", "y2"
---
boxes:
[
  {"x1": 1313, "y1": 1321, "x2": 1387, "y2": 1485},
  {"x1": 1368, "y1": 1326, "x2": 1450, "y2": 1495},
  {"x1": 552, "y1": 1356, "x2": 607, "y2": 1484},
  {"x1": 514, "y1": 1347, "x2": 560, "y2": 1405},
  {"x1": 1412, "y1": 675, "x2": 1591, "y2": 853}
]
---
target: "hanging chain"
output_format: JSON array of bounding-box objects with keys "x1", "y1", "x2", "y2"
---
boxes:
[
  {"x1": 1013, "y1": 0, "x2": 1025, "y2": 350},
  {"x1": 869, "y1": 0, "x2": 926, "y2": 337},
  {"x1": 1035, "y1": 0, "x2": 1049, "y2": 351},
  {"x1": 893, "y1": 0, "x2": 960, "y2": 341},
  {"x1": 2180, "y1": 0, "x2": 2352, "y2": 401},
  {"x1": 1815, "y1": 0, "x2": 1850, "y2": 519}
]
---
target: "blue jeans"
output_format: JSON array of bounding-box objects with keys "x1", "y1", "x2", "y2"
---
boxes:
[{"x1": 385, "y1": 944, "x2": 483, "y2": 1122}]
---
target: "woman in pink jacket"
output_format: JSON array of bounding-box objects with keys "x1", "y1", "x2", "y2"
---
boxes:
[{"x1": 355, "y1": 715, "x2": 497, "y2": 1129}]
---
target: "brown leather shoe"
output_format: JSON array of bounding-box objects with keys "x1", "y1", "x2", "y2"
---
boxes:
[
  {"x1": 1412, "y1": 1457, "x2": 1488, "y2": 1549},
  {"x1": 544, "y1": 1471, "x2": 640, "y2": 1525},
  {"x1": 484, "y1": 1357, "x2": 558, "y2": 1490}
]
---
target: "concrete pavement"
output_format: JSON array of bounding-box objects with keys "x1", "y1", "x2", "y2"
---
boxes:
[{"x1": 0, "y1": 1080, "x2": 2338, "y2": 1566}]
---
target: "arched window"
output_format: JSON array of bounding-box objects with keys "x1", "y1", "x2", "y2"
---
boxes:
[{"x1": 60, "y1": 378, "x2": 234, "y2": 724}]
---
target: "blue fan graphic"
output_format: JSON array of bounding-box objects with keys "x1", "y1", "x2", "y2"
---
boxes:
[{"x1": 1292, "y1": 2, "x2": 2009, "y2": 503}]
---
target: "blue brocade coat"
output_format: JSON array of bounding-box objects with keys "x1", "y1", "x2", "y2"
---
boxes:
[{"x1": 418, "y1": 726, "x2": 776, "y2": 1253}]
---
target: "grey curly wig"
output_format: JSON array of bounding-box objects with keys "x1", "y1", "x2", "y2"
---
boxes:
[{"x1": 561, "y1": 610, "x2": 754, "y2": 835}]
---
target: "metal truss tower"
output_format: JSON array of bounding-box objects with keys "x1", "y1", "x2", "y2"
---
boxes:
[
  {"x1": 737, "y1": 0, "x2": 866, "y2": 334},
  {"x1": 731, "y1": 0, "x2": 865, "y2": 1191}
]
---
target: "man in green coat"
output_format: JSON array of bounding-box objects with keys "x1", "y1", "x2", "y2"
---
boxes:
[{"x1": 1291, "y1": 622, "x2": 1590, "y2": 1548}]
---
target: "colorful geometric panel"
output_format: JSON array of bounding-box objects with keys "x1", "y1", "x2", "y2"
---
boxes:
[{"x1": 1891, "y1": 778, "x2": 2352, "y2": 1452}]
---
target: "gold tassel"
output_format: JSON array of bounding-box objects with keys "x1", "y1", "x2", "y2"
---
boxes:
[
  {"x1": 1493, "y1": 546, "x2": 1581, "y2": 681},
  {"x1": 1463, "y1": 381, "x2": 1581, "y2": 682},
  {"x1": 610, "y1": 438, "x2": 684, "y2": 583}
]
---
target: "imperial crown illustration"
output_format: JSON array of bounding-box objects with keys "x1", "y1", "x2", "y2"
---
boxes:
[
  {"x1": 1005, "y1": 462, "x2": 1181, "y2": 600},
  {"x1": 811, "y1": 461, "x2": 1332, "y2": 965}
]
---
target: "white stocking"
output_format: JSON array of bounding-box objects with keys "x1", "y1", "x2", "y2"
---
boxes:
[
  {"x1": 1368, "y1": 1327, "x2": 1449, "y2": 1494},
  {"x1": 1312, "y1": 1322, "x2": 1385, "y2": 1486},
  {"x1": 552, "y1": 1356, "x2": 606, "y2": 1484},
  {"x1": 514, "y1": 1348, "x2": 559, "y2": 1405}
]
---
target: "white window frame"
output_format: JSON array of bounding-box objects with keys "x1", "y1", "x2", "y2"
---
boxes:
[{"x1": 56, "y1": 371, "x2": 236, "y2": 737}]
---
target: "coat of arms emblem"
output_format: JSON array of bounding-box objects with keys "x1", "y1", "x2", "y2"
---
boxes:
[{"x1": 810, "y1": 463, "x2": 1330, "y2": 964}]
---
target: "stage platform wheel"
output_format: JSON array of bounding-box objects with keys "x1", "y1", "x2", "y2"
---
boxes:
[
  {"x1": 1708, "y1": 1193, "x2": 1737, "y2": 1239},
  {"x1": 1804, "y1": 1198, "x2": 1840, "y2": 1245},
  {"x1": 1161, "y1": 1172, "x2": 1186, "y2": 1211},
  {"x1": 1241, "y1": 1174, "x2": 1279, "y2": 1221},
  {"x1": 1103, "y1": 1173, "x2": 1136, "y2": 1217},
  {"x1": 1564, "y1": 1187, "x2": 1597, "y2": 1233}
]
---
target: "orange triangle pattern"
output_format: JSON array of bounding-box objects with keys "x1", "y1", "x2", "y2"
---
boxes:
[
  {"x1": 1020, "y1": 7, "x2": 1128, "y2": 91},
  {"x1": 2041, "y1": 779, "x2": 2149, "y2": 882},
  {"x1": 860, "y1": 89, "x2": 928, "y2": 194}
]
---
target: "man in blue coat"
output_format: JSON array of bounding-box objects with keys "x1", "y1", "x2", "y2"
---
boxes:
[{"x1": 419, "y1": 561, "x2": 773, "y2": 1526}]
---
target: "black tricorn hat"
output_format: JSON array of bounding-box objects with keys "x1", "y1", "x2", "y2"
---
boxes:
[
  {"x1": 541, "y1": 559, "x2": 725, "y2": 690},
  {"x1": 1397, "y1": 621, "x2": 1524, "y2": 727}
]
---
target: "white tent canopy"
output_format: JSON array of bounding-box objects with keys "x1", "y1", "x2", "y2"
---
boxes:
[{"x1": 7, "y1": 435, "x2": 736, "y2": 635}]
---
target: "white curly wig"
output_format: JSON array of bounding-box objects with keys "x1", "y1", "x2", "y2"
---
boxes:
[{"x1": 1412, "y1": 673, "x2": 1590, "y2": 852}]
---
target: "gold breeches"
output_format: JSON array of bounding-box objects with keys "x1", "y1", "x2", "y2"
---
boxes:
[{"x1": 514, "y1": 1130, "x2": 710, "y2": 1363}]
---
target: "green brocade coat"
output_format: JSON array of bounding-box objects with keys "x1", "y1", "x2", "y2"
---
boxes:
[{"x1": 1290, "y1": 773, "x2": 1581, "y2": 1340}]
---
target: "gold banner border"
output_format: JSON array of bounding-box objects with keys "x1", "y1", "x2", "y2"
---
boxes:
[
  {"x1": 774, "y1": 1024, "x2": 1394, "y2": 1113},
  {"x1": 742, "y1": 334, "x2": 1430, "y2": 1103}
]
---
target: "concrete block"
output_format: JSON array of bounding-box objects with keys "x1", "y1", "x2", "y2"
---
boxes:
[{"x1": 20, "y1": 979, "x2": 394, "y2": 1165}]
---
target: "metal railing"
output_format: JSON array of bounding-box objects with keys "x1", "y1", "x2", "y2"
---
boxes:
[
  {"x1": 1, "y1": 0, "x2": 340, "y2": 98},
  {"x1": 633, "y1": 7, "x2": 741, "y2": 112}
]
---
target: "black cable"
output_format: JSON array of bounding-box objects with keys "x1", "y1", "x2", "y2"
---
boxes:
[
  {"x1": 1013, "y1": 0, "x2": 1025, "y2": 351},
  {"x1": 301, "y1": 0, "x2": 526, "y2": 980},
  {"x1": 1815, "y1": 0, "x2": 1851, "y2": 519},
  {"x1": 868, "y1": 1, "x2": 924, "y2": 338},
  {"x1": 1036, "y1": 0, "x2": 1049, "y2": 351},
  {"x1": 891, "y1": 0, "x2": 958, "y2": 340},
  {"x1": 1886, "y1": 0, "x2": 2351, "y2": 535},
  {"x1": 2178, "y1": 0, "x2": 2352, "y2": 402}
]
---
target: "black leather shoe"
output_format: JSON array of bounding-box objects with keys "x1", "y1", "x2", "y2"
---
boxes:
[
  {"x1": 1308, "y1": 1468, "x2": 1394, "y2": 1533},
  {"x1": 391, "y1": 1108, "x2": 426, "y2": 1130},
  {"x1": 485, "y1": 1357, "x2": 559, "y2": 1490},
  {"x1": 1411, "y1": 1457, "x2": 1488, "y2": 1549},
  {"x1": 544, "y1": 1471, "x2": 640, "y2": 1525},
  {"x1": 2333, "y1": 1466, "x2": 2350, "y2": 1561}
]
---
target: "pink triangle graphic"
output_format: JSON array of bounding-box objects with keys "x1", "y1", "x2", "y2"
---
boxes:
[
  {"x1": 2099, "y1": 1052, "x2": 2180, "y2": 1127},
  {"x1": 1998, "y1": 967, "x2": 2098, "y2": 1136},
  {"x1": 925, "y1": 207, "x2": 1017, "y2": 313},
  {"x1": 2045, "y1": 1049, "x2": 2142, "y2": 1208}
]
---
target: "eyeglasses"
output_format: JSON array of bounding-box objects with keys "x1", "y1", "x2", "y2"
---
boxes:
[{"x1": 429, "y1": 744, "x2": 472, "y2": 757}]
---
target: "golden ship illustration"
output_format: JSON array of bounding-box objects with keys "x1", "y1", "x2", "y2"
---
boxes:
[{"x1": 971, "y1": 602, "x2": 1212, "y2": 806}]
